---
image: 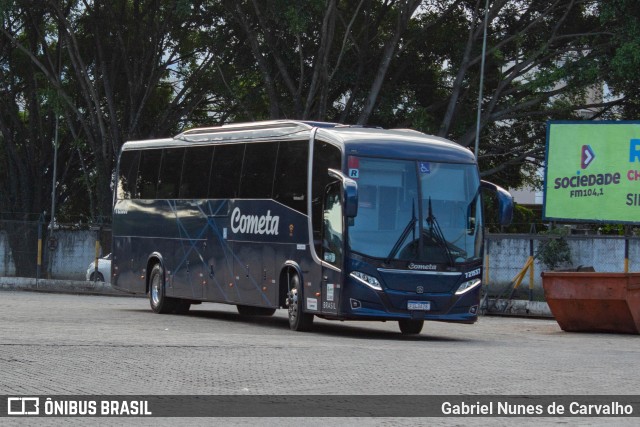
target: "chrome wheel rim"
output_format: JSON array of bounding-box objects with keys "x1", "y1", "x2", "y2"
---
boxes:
[
  {"x1": 151, "y1": 274, "x2": 160, "y2": 306},
  {"x1": 288, "y1": 288, "x2": 298, "y2": 325}
]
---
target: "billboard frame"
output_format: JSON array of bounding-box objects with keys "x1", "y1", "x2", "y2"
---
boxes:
[{"x1": 543, "y1": 120, "x2": 640, "y2": 225}]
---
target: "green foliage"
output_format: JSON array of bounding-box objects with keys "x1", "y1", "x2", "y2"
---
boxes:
[
  {"x1": 537, "y1": 227, "x2": 573, "y2": 271},
  {"x1": 597, "y1": 224, "x2": 626, "y2": 236},
  {"x1": 503, "y1": 204, "x2": 544, "y2": 234}
]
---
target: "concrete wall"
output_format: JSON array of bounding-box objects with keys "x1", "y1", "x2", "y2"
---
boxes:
[
  {"x1": 2, "y1": 229, "x2": 639, "y2": 292},
  {"x1": 0, "y1": 229, "x2": 100, "y2": 281},
  {"x1": 49, "y1": 230, "x2": 98, "y2": 280},
  {"x1": 0, "y1": 231, "x2": 16, "y2": 276},
  {"x1": 485, "y1": 234, "x2": 640, "y2": 299}
]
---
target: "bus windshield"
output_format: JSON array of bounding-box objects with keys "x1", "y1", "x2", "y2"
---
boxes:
[{"x1": 348, "y1": 157, "x2": 483, "y2": 265}]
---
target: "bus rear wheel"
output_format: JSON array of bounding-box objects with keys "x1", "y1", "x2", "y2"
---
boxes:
[
  {"x1": 398, "y1": 319, "x2": 424, "y2": 335},
  {"x1": 237, "y1": 305, "x2": 276, "y2": 316},
  {"x1": 149, "y1": 263, "x2": 176, "y2": 314},
  {"x1": 286, "y1": 274, "x2": 314, "y2": 332}
]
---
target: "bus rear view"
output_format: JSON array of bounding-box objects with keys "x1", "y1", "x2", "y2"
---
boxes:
[{"x1": 111, "y1": 121, "x2": 513, "y2": 335}]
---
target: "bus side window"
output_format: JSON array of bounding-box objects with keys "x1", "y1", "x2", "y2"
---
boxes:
[
  {"x1": 180, "y1": 146, "x2": 214, "y2": 199},
  {"x1": 239, "y1": 142, "x2": 277, "y2": 199},
  {"x1": 117, "y1": 150, "x2": 140, "y2": 200},
  {"x1": 157, "y1": 148, "x2": 185, "y2": 199},
  {"x1": 137, "y1": 149, "x2": 162, "y2": 199},
  {"x1": 312, "y1": 140, "x2": 341, "y2": 256},
  {"x1": 210, "y1": 144, "x2": 245, "y2": 199},
  {"x1": 273, "y1": 140, "x2": 309, "y2": 213}
]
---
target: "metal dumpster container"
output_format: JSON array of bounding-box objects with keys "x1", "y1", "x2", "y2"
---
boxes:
[{"x1": 541, "y1": 272, "x2": 640, "y2": 334}]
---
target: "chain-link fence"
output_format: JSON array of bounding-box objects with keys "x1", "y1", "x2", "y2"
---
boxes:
[
  {"x1": 484, "y1": 233, "x2": 640, "y2": 301},
  {"x1": 0, "y1": 217, "x2": 111, "y2": 281},
  {"x1": 1, "y1": 216, "x2": 637, "y2": 300}
]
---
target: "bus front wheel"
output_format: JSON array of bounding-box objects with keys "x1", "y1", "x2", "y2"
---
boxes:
[
  {"x1": 286, "y1": 274, "x2": 314, "y2": 332},
  {"x1": 398, "y1": 319, "x2": 424, "y2": 335},
  {"x1": 149, "y1": 264, "x2": 176, "y2": 314}
]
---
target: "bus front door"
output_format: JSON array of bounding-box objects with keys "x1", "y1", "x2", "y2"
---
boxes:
[{"x1": 320, "y1": 182, "x2": 344, "y2": 316}]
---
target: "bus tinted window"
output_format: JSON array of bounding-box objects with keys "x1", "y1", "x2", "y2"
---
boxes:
[
  {"x1": 273, "y1": 140, "x2": 309, "y2": 213},
  {"x1": 210, "y1": 144, "x2": 244, "y2": 199},
  {"x1": 180, "y1": 146, "x2": 214, "y2": 199},
  {"x1": 312, "y1": 140, "x2": 341, "y2": 254},
  {"x1": 157, "y1": 148, "x2": 185, "y2": 199},
  {"x1": 138, "y1": 149, "x2": 162, "y2": 199},
  {"x1": 239, "y1": 142, "x2": 277, "y2": 198},
  {"x1": 117, "y1": 150, "x2": 140, "y2": 200}
]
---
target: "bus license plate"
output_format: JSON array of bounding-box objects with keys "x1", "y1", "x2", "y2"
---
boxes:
[{"x1": 407, "y1": 301, "x2": 430, "y2": 311}]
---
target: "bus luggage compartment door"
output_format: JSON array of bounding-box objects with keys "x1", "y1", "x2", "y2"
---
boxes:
[{"x1": 231, "y1": 242, "x2": 277, "y2": 307}]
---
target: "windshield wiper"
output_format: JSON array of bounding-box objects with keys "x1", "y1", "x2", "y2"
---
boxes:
[
  {"x1": 426, "y1": 197, "x2": 455, "y2": 266},
  {"x1": 385, "y1": 200, "x2": 417, "y2": 264}
]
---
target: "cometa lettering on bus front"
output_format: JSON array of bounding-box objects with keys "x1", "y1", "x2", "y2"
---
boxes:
[
  {"x1": 408, "y1": 263, "x2": 437, "y2": 270},
  {"x1": 230, "y1": 207, "x2": 280, "y2": 235}
]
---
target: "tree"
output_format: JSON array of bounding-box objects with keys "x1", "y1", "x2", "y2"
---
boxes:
[
  {"x1": 373, "y1": 0, "x2": 628, "y2": 188},
  {"x1": 3, "y1": 0, "x2": 640, "y2": 228},
  {"x1": 597, "y1": 0, "x2": 640, "y2": 118},
  {"x1": 0, "y1": 3, "x2": 58, "y2": 275},
  {"x1": 1, "y1": 0, "x2": 232, "y2": 220},
  {"x1": 219, "y1": 0, "x2": 429, "y2": 122}
]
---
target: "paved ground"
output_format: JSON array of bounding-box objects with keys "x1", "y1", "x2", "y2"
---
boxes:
[{"x1": 1, "y1": 290, "x2": 639, "y2": 426}]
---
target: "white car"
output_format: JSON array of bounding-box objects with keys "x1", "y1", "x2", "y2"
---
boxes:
[{"x1": 86, "y1": 253, "x2": 112, "y2": 283}]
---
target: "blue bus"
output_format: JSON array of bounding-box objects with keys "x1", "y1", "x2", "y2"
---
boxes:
[{"x1": 111, "y1": 120, "x2": 512, "y2": 334}]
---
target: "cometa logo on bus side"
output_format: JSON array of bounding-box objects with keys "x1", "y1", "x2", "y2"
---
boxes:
[{"x1": 230, "y1": 207, "x2": 280, "y2": 235}]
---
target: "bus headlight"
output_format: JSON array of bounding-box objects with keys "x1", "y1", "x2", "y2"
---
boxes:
[
  {"x1": 350, "y1": 271, "x2": 382, "y2": 291},
  {"x1": 455, "y1": 279, "x2": 481, "y2": 295}
]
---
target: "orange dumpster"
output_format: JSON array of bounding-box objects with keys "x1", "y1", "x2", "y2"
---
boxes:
[{"x1": 541, "y1": 272, "x2": 640, "y2": 334}]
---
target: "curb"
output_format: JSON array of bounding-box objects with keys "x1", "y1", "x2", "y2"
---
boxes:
[
  {"x1": 483, "y1": 298, "x2": 553, "y2": 318},
  {"x1": 0, "y1": 277, "x2": 135, "y2": 297}
]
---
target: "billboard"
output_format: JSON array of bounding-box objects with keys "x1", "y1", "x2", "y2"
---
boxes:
[{"x1": 544, "y1": 121, "x2": 640, "y2": 223}]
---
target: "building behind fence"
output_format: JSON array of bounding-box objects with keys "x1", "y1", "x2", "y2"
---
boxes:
[{"x1": 0, "y1": 219, "x2": 636, "y2": 299}]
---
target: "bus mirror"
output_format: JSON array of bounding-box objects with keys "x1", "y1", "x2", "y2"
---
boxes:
[
  {"x1": 481, "y1": 180, "x2": 513, "y2": 226},
  {"x1": 343, "y1": 179, "x2": 358, "y2": 218},
  {"x1": 328, "y1": 169, "x2": 359, "y2": 218}
]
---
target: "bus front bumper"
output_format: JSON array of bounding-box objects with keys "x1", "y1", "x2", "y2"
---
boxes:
[{"x1": 340, "y1": 278, "x2": 481, "y2": 324}]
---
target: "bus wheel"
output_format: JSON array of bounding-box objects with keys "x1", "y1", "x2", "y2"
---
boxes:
[
  {"x1": 286, "y1": 274, "x2": 314, "y2": 332},
  {"x1": 398, "y1": 319, "x2": 424, "y2": 335},
  {"x1": 237, "y1": 305, "x2": 276, "y2": 316},
  {"x1": 149, "y1": 264, "x2": 175, "y2": 314}
]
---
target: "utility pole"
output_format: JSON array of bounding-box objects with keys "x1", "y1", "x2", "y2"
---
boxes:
[{"x1": 474, "y1": 0, "x2": 490, "y2": 160}]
